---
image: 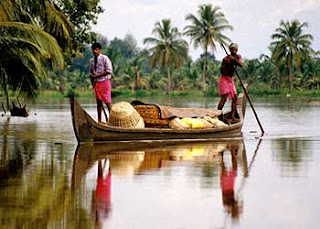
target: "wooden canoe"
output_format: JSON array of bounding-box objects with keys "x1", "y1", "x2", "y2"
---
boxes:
[{"x1": 70, "y1": 86, "x2": 247, "y2": 143}]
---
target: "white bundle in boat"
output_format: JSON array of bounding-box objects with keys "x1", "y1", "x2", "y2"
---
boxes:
[
  {"x1": 169, "y1": 117, "x2": 219, "y2": 129},
  {"x1": 203, "y1": 116, "x2": 228, "y2": 128}
]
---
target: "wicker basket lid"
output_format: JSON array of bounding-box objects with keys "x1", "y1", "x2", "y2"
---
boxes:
[{"x1": 108, "y1": 101, "x2": 145, "y2": 128}]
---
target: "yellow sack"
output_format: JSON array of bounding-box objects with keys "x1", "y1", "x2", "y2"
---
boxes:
[
  {"x1": 169, "y1": 118, "x2": 190, "y2": 129},
  {"x1": 181, "y1": 118, "x2": 205, "y2": 129},
  {"x1": 189, "y1": 146, "x2": 205, "y2": 156},
  {"x1": 180, "y1": 146, "x2": 205, "y2": 160},
  {"x1": 180, "y1": 117, "x2": 193, "y2": 127}
]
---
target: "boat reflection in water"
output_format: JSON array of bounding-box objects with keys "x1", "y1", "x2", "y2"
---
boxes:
[{"x1": 72, "y1": 139, "x2": 249, "y2": 228}]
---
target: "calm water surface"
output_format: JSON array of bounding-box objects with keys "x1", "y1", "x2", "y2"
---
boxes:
[{"x1": 0, "y1": 96, "x2": 320, "y2": 229}]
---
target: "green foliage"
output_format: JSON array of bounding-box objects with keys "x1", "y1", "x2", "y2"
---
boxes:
[
  {"x1": 65, "y1": 87, "x2": 79, "y2": 98},
  {"x1": 0, "y1": 0, "x2": 103, "y2": 108},
  {"x1": 0, "y1": 21, "x2": 65, "y2": 109},
  {"x1": 111, "y1": 90, "x2": 122, "y2": 97},
  {"x1": 1, "y1": 1, "x2": 319, "y2": 102},
  {"x1": 135, "y1": 90, "x2": 147, "y2": 97},
  {"x1": 184, "y1": 4, "x2": 232, "y2": 51},
  {"x1": 107, "y1": 34, "x2": 138, "y2": 60},
  {"x1": 114, "y1": 89, "x2": 132, "y2": 97},
  {"x1": 247, "y1": 87, "x2": 282, "y2": 96},
  {"x1": 62, "y1": 0, "x2": 104, "y2": 52},
  {"x1": 293, "y1": 89, "x2": 320, "y2": 97},
  {"x1": 205, "y1": 87, "x2": 219, "y2": 97}
]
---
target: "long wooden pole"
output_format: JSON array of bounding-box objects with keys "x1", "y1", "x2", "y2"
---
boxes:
[
  {"x1": 102, "y1": 104, "x2": 108, "y2": 121},
  {"x1": 221, "y1": 44, "x2": 265, "y2": 133}
]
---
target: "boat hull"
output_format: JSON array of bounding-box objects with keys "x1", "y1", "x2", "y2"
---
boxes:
[{"x1": 70, "y1": 86, "x2": 247, "y2": 143}]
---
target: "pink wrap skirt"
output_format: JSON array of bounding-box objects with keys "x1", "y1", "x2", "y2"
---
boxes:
[
  {"x1": 94, "y1": 79, "x2": 111, "y2": 103},
  {"x1": 219, "y1": 75, "x2": 237, "y2": 100}
]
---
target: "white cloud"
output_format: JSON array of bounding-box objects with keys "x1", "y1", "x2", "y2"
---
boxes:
[{"x1": 290, "y1": 0, "x2": 320, "y2": 13}]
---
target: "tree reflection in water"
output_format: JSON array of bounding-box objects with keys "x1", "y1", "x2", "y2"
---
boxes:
[
  {"x1": 272, "y1": 139, "x2": 312, "y2": 176},
  {"x1": 0, "y1": 118, "x2": 93, "y2": 228},
  {"x1": 0, "y1": 134, "x2": 259, "y2": 228},
  {"x1": 0, "y1": 117, "x2": 36, "y2": 184}
]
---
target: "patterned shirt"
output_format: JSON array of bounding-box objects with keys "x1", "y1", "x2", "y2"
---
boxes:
[{"x1": 89, "y1": 54, "x2": 113, "y2": 82}]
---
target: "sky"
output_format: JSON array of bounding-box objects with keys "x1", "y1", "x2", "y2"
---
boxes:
[{"x1": 93, "y1": 0, "x2": 320, "y2": 60}]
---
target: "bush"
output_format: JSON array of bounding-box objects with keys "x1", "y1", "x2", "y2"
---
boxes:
[
  {"x1": 111, "y1": 90, "x2": 122, "y2": 97},
  {"x1": 135, "y1": 90, "x2": 147, "y2": 97},
  {"x1": 205, "y1": 88, "x2": 218, "y2": 97},
  {"x1": 65, "y1": 87, "x2": 78, "y2": 98}
]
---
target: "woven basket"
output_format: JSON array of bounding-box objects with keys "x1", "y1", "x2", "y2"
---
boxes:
[
  {"x1": 133, "y1": 105, "x2": 169, "y2": 128},
  {"x1": 108, "y1": 102, "x2": 145, "y2": 128}
]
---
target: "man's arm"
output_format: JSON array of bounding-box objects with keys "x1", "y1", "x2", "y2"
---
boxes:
[
  {"x1": 93, "y1": 71, "x2": 109, "y2": 78},
  {"x1": 230, "y1": 54, "x2": 243, "y2": 67},
  {"x1": 89, "y1": 59, "x2": 95, "y2": 86},
  {"x1": 89, "y1": 59, "x2": 94, "y2": 76}
]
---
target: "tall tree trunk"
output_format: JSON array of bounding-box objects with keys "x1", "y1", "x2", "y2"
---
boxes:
[
  {"x1": 278, "y1": 66, "x2": 282, "y2": 89},
  {"x1": 167, "y1": 66, "x2": 171, "y2": 93},
  {"x1": 289, "y1": 66, "x2": 293, "y2": 94},
  {"x1": 134, "y1": 66, "x2": 140, "y2": 91},
  {"x1": 275, "y1": 68, "x2": 280, "y2": 89},
  {"x1": 2, "y1": 118, "x2": 9, "y2": 163},
  {"x1": 58, "y1": 69, "x2": 65, "y2": 93},
  {"x1": 288, "y1": 54, "x2": 293, "y2": 94},
  {"x1": 202, "y1": 45, "x2": 208, "y2": 93},
  {"x1": 2, "y1": 72, "x2": 10, "y2": 111}
]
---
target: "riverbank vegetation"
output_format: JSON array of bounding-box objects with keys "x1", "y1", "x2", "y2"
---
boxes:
[{"x1": 1, "y1": 1, "x2": 320, "y2": 109}]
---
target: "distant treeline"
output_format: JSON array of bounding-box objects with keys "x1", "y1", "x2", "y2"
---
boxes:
[
  {"x1": 1, "y1": 2, "x2": 319, "y2": 111},
  {"x1": 59, "y1": 15, "x2": 320, "y2": 96},
  {"x1": 58, "y1": 28, "x2": 319, "y2": 96}
]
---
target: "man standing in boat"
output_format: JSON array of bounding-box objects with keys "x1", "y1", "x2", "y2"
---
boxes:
[
  {"x1": 217, "y1": 43, "x2": 243, "y2": 122},
  {"x1": 90, "y1": 42, "x2": 113, "y2": 122}
]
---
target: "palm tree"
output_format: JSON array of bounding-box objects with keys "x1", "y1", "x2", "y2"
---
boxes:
[
  {"x1": 1, "y1": 0, "x2": 102, "y2": 96},
  {"x1": 144, "y1": 19, "x2": 188, "y2": 93},
  {"x1": 301, "y1": 52, "x2": 320, "y2": 89},
  {"x1": 0, "y1": 0, "x2": 65, "y2": 110},
  {"x1": 184, "y1": 4, "x2": 232, "y2": 93},
  {"x1": 271, "y1": 20, "x2": 313, "y2": 94},
  {"x1": 242, "y1": 59, "x2": 261, "y2": 85},
  {"x1": 19, "y1": 0, "x2": 74, "y2": 93},
  {"x1": 259, "y1": 54, "x2": 281, "y2": 89},
  {"x1": 131, "y1": 56, "x2": 145, "y2": 91}
]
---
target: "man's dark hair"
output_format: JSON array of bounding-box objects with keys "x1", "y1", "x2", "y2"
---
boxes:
[{"x1": 91, "y1": 42, "x2": 102, "y2": 50}]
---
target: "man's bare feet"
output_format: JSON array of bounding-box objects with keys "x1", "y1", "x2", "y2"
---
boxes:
[{"x1": 229, "y1": 117, "x2": 240, "y2": 124}]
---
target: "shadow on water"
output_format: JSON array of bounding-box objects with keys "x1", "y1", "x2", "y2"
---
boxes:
[
  {"x1": 0, "y1": 118, "x2": 37, "y2": 181},
  {"x1": 71, "y1": 138, "x2": 262, "y2": 228}
]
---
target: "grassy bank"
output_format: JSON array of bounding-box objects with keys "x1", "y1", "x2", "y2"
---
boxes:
[
  {"x1": 2, "y1": 87, "x2": 320, "y2": 100},
  {"x1": 36, "y1": 89, "x2": 208, "y2": 99},
  {"x1": 112, "y1": 88, "x2": 320, "y2": 98}
]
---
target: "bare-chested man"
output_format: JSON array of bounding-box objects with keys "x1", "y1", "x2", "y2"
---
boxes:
[{"x1": 217, "y1": 43, "x2": 243, "y2": 122}]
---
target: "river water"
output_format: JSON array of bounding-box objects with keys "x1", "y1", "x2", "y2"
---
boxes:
[{"x1": 0, "y1": 96, "x2": 320, "y2": 229}]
